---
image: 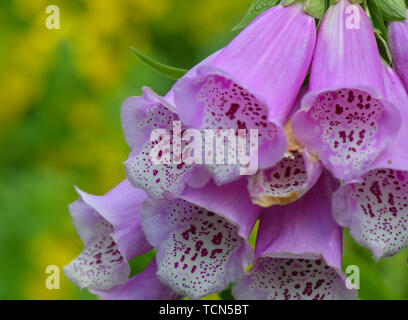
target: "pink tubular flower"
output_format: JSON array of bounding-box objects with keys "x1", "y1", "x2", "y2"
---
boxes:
[
  {"x1": 248, "y1": 88, "x2": 323, "y2": 207},
  {"x1": 292, "y1": 0, "x2": 401, "y2": 181},
  {"x1": 233, "y1": 172, "x2": 356, "y2": 300},
  {"x1": 123, "y1": 52, "x2": 221, "y2": 200},
  {"x1": 173, "y1": 3, "x2": 316, "y2": 185},
  {"x1": 63, "y1": 180, "x2": 177, "y2": 299},
  {"x1": 332, "y1": 63, "x2": 408, "y2": 259},
  {"x1": 388, "y1": 10, "x2": 408, "y2": 91},
  {"x1": 140, "y1": 178, "x2": 261, "y2": 300}
]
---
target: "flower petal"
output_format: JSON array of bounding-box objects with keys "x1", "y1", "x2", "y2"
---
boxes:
[
  {"x1": 292, "y1": 0, "x2": 401, "y2": 181},
  {"x1": 75, "y1": 180, "x2": 150, "y2": 260},
  {"x1": 63, "y1": 216, "x2": 130, "y2": 290},
  {"x1": 123, "y1": 87, "x2": 199, "y2": 199},
  {"x1": 332, "y1": 64, "x2": 408, "y2": 259},
  {"x1": 233, "y1": 172, "x2": 356, "y2": 300},
  {"x1": 388, "y1": 11, "x2": 408, "y2": 92},
  {"x1": 91, "y1": 260, "x2": 181, "y2": 300},
  {"x1": 174, "y1": 3, "x2": 316, "y2": 184},
  {"x1": 140, "y1": 179, "x2": 261, "y2": 299},
  {"x1": 64, "y1": 181, "x2": 149, "y2": 290}
]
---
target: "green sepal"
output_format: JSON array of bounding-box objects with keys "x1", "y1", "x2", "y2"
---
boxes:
[
  {"x1": 232, "y1": 0, "x2": 280, "y2": 31},
  {"x1": 130, "y1": 47, "x2": 188, "y2": 80}
]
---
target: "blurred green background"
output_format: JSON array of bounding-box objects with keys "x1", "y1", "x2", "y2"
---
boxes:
[{"x1": 0, "y1": 0, "x2": 407, "y2": 300}]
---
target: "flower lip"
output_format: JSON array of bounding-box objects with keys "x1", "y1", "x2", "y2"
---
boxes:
[
  {"x1": 233, "y1": 254, "x2": 356, "y2": 300},
  {"x1": 63, "y1": 181, "x2": 151, "y2": 291},
  {"x1": 140, "y1": 179, "x2": 261, "y2": 299},
  {"x1": 123, "y1": 89, "x2": 197, "y2": 200},
  {"x1": 248, "y1": 120, "x2": 323, "y2": 207},
  {"x1": 333, "y1": 171, "x2": 408, "y2": 259},
  {"x1": 74, "y1": 181, "x2": 151, "y2": 260},
  {"x1": 292, "y1": 85, "x2": 401, "y2": 181},
  {"x1": 247, "y1": 87, "x2": 323, "y2": 208}
]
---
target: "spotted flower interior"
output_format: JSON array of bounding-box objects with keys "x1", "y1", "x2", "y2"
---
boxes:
[
  {"x1": 63, "y1": 201, "x2": 130, "y2": 291},
  {"x1": 141, "y1": 198, "x2": 253, "y2": 300},
  {"x1": 125, "y1": 102, "x2": 195, "y2": 199},
  {"x1": 309, "y1": 89, "x2": 385, "y2": 180},
  {"x1": 335, "y1": 169, "x2": 408, "y2": 258},
  {"x1": 234, "y1": 257, "x2": 349, "y2": 300},
  {"x1": 249, "y1": 152, "x2": 308, "y2": 206}
]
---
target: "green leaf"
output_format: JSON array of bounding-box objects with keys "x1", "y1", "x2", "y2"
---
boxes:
[
  {"x1": 367, "y1": 0, "x2": 387, "y2": 41},
  {"x1": 130, "y1": 47, "x2": 188, "y2": 80},
  {"x1": 281, "y1": 0, "x2": 297, "y2": 6},
  {"x1": 304, "y1": 0, "x2": 326, "y2": 18},
  {"x1": 367, "y1": 0, "x2": 392, "y2": 63},
  {"x1": 232, "y1": 0, "x2": 280, "y2": 31},
  {"x1": 374, "y1": 30, "x2": 393, "y2": 64},
  {"x1": 376, "y1": 0, "x2": 407, "y2": 21}
]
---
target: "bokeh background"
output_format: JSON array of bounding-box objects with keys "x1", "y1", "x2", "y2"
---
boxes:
[{"x1": 0, "y1": 0, "x2": 407, "y2": 300}]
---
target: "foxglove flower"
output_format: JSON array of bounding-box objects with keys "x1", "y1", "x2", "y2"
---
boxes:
[
  {"x1": 292, "y1": 0, "x2": 401, "y2": 181},
  {"x1": 64, "y1": 180, "x2": 151, "y2": 291},
  {"x1": 332, "y1": 63, "x2": 408, "y2": 259},
  {"x1": 140, "y1": 178, "x2": 261, "y2": 300},
  {"x1": 388, "y1": 10, "x2": 408, "y2": 91},
  {"x1": 233, "y1": 173, "x2": 356, "y2": 300},
  {"x1": 173, "y1": 3, "x2": 316, "y2": 185},
  {"x1": 123, "y1": 52, "x2": 221, "y2": 200},
  {"x1": 248, "y1": 88, "x2": 323, "y2": 207}
]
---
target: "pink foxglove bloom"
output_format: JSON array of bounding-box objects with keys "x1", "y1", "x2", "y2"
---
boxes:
[
  {"x1": 248, "y1": 88, "x2": 323, "y2": 207},
  {"x1": 140, "y1": 178, "x2": 261, "y2": 299},
  {"x1": 123, "y1": 52, "x2": 221, "y2": 200},
  {"x1": 173, "y1": 3, "x2": 316, "y2": 185},
  {"x1": 332, "y1": 63, "x2": 408, "y2": 259},
  {"x1": 292, "y1": 0, "x2": 401, "y2": 181},
  {"x1": 233, "y1": 173, "x2": 356, "y2": 300},
  {"x1": 388, "y1": 10, "x2": 408, "y2": 91},
  {"x1": 63, "y1": 180, "x2": 177, "y2": 298}
]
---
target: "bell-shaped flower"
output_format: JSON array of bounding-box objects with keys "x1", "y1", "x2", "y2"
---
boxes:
[
  {"x1": 173, "y1": 3, "x2": 316, "y2": 185},
  {"x1": 332, "y1": 63, "x2": 408, "y2": 259},
  {"x1": 140, "y1": 178, "x2": 262, "y2": 300},
  {"x1": 233, "y1": 172, "x2": 356, "y2": 300},
  {"x1": 248, "y1": 88, "x2": 323, "y2": 207},
  {"x1": 388, "y1": 10, "x2": 408, "y2": 91},
  {"x1": 292, "y1": 0, "x2": 401, "y2": 181},
  {"x1": 123, "y1": 52, "x2": 221, "y2": 200},
  {"x1": 64, "y1": 180, "x2": 150, "y2": 290}
]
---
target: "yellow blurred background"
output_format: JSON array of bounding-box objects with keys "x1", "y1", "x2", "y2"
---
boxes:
[{"x1": 0, "y1": 0, "x2": 407, "y2": 300}]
